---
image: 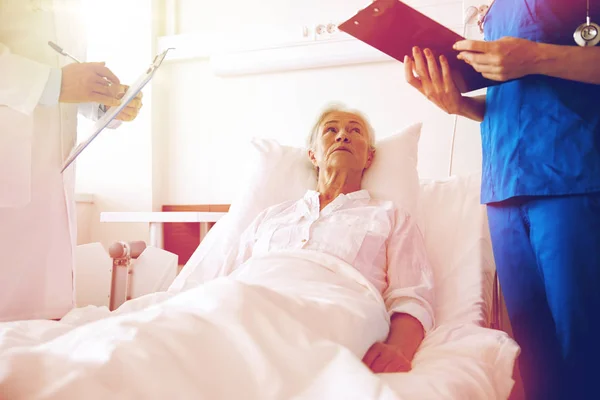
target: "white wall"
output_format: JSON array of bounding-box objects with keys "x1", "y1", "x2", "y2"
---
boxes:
[
  {"x1": 155, "y1": 0, "x2": 485, "y2": 206},
  {"x1": 75, "y1": 194, "x2": 94, "y2": 245},
  {"x1": 75, "y1": 0, "x2": 488, "y2": 245},
  {"x1": 75, "y1": 0, "x2": 156, "y2": 247}
]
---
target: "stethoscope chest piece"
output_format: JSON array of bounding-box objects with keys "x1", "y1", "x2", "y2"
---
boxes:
[
  {"x1": 575, "y1": 0, "x2": 600, "y2": 47},
  {"x1": 574, "y1": 21, "x2": 600, "y2": 46}
]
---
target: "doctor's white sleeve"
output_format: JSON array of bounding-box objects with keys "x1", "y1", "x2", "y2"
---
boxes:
[
  {"x1": 0, "y1": 42, "x2": 52, "y2": 116},
  {"x1": 384, "y1": 210, "x2": 436, "y2": 333},
  {"x1": 0, "y1": 42, "x2": 122, "y2": 128}
]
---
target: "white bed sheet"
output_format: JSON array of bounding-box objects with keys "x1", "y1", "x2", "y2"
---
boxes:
[{"x1": 0, "y1": 249, "x2": 518, "y2": 400}]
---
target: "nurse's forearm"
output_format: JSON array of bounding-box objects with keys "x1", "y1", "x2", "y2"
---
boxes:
[
  {"x1": 457, "y1": 94, "x2": 486, "y2": 123},
  {"x1": 534, "y1": 43, "x2": 600, "y2": 85}
]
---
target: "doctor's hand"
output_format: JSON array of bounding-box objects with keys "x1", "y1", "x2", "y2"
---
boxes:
[
  {"x1": 404, "y1": 46, "x2": 464, "y2": 115},
  {"x1": 454, "y1": 37, "x2": 538, "y2": 82},
  {"x1": 362, "y1": 341, "x2": 412, "y2": 373},
  {"x1": 112, "y1": 87, "x2": 143, "y2": 122},
  {"x1": 59, "y1": 62, "x2": 123, "y2": 107}
]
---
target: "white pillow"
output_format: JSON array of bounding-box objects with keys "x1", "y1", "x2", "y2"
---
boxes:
[
  {"x1": 231, "y1": 121, "x2": 421, "y2": 225},
  {"x1": 170, "y1": 122, "x2": 423, "y2": 291},
  {"x1": 417, "y1": 173, "x2": 495, "y2": 327}
]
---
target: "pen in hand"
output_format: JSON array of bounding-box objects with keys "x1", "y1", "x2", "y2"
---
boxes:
[
  {"x1": 48, "y1": 41, "x2": 114, "y2": 87},
  {"x1": 48, "y1": 41, "x2": 82, "y2": 64},
  {"x1": 47, "y1": 41, "x2": 123, "y2": 107}
]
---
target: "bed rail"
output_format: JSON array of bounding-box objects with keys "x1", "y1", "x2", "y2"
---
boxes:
[{"x1": 108, "y1": 241, "x2": 147, "y2": 310}]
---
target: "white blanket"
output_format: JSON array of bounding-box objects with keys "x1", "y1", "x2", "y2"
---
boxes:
[{"x1": 0, "y1": 250, "x2": 518, "y2": 399}]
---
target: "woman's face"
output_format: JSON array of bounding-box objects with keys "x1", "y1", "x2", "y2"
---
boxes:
[{"x1": 309, "y1": 111, "x2": 374, "y2": 174}]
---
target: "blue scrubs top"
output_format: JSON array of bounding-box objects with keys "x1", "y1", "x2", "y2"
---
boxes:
[{"x1": 481, "y1": 0, "x2": 600, "y2": 204}]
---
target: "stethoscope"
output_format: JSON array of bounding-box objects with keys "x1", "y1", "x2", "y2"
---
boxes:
[
  {"x1": 575, "y1": 0, "x2": 600, "y2": 46},
  {"x1": 479, "y1": 0, "x2": 600, "y2": 47}
]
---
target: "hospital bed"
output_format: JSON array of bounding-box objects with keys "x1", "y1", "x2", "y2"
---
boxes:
[
  {"x1": 0, "y1": 126, "x2": 520, "y2": 399},
  {"x1": 99, "y1": 174, "x2": 515, "y2": 399},
  {"x1": 101, "y1": 155, "x2": 516, "y2": 399}
]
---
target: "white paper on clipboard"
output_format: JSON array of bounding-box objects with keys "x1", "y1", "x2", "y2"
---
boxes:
[{"x1": 61, "y1": 48, "x2": 174, "y2": 172}]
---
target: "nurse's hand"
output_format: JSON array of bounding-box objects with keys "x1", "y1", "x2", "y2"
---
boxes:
[
  {"x1": 362, "y1": 341, "x2": 412, "y2": 373},
  {"x1": 404, "y1": 46, "x2": 464, "y2": 115},
  {"x1": 59, "y1": 62, "x2": 123, "y2": 107},
  {"x1": 454, "y1": 37, "x2": 538, "y2": 81}
]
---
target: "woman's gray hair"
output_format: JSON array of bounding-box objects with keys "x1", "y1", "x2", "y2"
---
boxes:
[{"x1": 307, "y1": 103, "x2": 376, "y2": 150}]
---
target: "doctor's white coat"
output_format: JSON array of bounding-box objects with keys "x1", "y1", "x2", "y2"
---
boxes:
[{"x1": 0, "y1": 0, "x2": 90, "y2": 321}]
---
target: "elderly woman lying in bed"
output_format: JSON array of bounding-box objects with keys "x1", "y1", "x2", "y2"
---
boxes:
[
  {"x1": 222, "y1": 105, "x2": 435, "y2": 373},
  {"x1": 0, "y1": 105, "x2": 434, "y2": 399}
]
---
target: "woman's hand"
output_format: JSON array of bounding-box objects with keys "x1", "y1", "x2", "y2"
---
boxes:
[
  {"x1": 454, "y1": 37, "x2": 539, "y2": 81},
  {"x1": 404, "y1": 46, "x2": 464, "y2": 115},
  {"x1": 362, "y1": 341, "x2": 412, "y2": 373}
]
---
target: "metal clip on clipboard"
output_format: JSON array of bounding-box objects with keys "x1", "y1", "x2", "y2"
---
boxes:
[
  {"x1": 61, "y1": 48, "x2": 175, "y2": 173},
  {"x1": 147, "y1": 47, "x2": 173, "y2": 74}
]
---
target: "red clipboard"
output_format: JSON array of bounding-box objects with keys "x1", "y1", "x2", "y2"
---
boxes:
[{"x1": 339, "y1": 0, "x2": 497, "y2": 93}]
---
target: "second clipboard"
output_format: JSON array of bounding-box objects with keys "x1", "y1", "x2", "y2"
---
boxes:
[{"x1": 339, "y1": 0, "x2": 498, "y2": 93}]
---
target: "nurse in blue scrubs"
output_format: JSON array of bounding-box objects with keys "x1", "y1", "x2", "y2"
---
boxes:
[{"x1": 405, "y1": 0, "x2": 600, "y2": 398}]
